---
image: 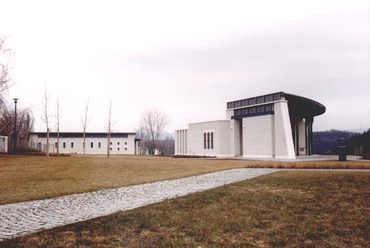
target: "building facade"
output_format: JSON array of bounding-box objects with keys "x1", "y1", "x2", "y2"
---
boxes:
[
  {"x1": 29, "y1": 132, "x2": 139, "y2": 155},
  {"x1": 175, "y1": 92, "x2": 326, "y2": 159}
]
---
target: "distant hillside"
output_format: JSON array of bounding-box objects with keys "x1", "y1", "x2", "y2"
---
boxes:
[{"x1": 313, "y1": 130, "x2": 359, "y2": 154}]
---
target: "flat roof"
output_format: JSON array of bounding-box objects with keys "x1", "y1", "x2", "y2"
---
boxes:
[
  {"x1": 227, "y1": 91, "x2": 326, "y2": 118},
  {"x1": 30, "y1": 132, "x2": 136, "y2": 138}
]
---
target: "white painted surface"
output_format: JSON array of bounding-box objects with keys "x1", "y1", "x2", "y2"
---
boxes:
[
  {"x1": 242, "y1": 115, "x2": 274, "y2": 157},
  {"x1": 229, "y1": 119, "x2": 241, "y2": 156},
  {"x1": 29, "y1": 134, "x2": 136, "y2": 155},
  {"x1": 187, "y1": 120, "x2": 230, "y2": 156},
  {"x1": 175, "y1": 129, "x2": 188, "y2": 155},
  {"x1": 273, "y1": 101, "x2": 296, "y2": 159}
]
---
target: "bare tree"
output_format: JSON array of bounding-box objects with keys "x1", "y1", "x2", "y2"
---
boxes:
[
  {"x1": 139, "y1": 109, "x2": 169, "y2": 154},
  {"x1": 106, "y1": 100, "x2": 113, "y2": 158},
  {"x1": 55, "y1": 98, "x2": 61, "y2": 156},
  {"x1": 0, "y1": 106, "x2": 33, "y2": 149},
  {"x1": 0, "y1": 37, "x2": 11, "y2": 106},
  {"x1": 41, "y1": 88, "x2": 50, "y2": 158},
  {"x1": 81, "y1": 97, "x2": 90, "y2": 157}
]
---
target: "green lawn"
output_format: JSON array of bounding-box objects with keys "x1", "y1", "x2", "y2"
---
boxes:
[{"x1": 1, "y1": 171, "x2": 369, "y2": 247}]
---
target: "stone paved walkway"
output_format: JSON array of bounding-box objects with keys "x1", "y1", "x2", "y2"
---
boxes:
[{"x1": 0, "y1": 168, "x2": 277, "y2": 241}]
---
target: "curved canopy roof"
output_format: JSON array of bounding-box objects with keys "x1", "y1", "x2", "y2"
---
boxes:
[{"x1": 283, "y1": 93, "x2": 326, "y2": 119}]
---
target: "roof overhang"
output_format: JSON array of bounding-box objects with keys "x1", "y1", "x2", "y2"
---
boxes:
[{"x1": 283, "y1": 93, "x2": 326, "y2": 119}]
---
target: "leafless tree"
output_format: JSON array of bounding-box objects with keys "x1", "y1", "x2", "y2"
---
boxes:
[
  {"x1": 41, "y1": 88, "x2": 50, "y2": 158},
  {"x1": 0, "y1": 37, "x2": 11, "y2": 106},
  {"x1": 0, "y1": 105, "x2": 33, "y2": 149},
  {"x1": 81, "y1": 97, "x2": 90, "y2": 157},
  {"x1": 55, "y1": 98, "x2": 61, "y2": 156},
  {"x1": 139, "y1": 109, "x2": 169, "y2": 154},
  {"x1": 106, "y1": 100, "x2": 113, "y2": 158}
]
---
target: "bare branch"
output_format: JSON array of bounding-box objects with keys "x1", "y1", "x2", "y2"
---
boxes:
[
  {"x1": 0, "y1": 37, "x2": 11, "y2": 105},
  {"x1": 138, "y1": 108, "x2": 169, "y2": 154},
  {"x1": 81, "y1": 97, "x2": 90, "y2": 157},
  {"x1": 56, "y1": 98, "x2": 61, "y2": 156},
  {"x1": 41, "y1": 87, "x2": 50, "y2": 158},
  {"x1": 106, "y1": 100, "x2": 113, "y2": 158}
]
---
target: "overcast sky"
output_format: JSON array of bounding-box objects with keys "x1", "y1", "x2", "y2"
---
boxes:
[{"x1": 0, "y1": 0, "x2": 369, "y2": 133}]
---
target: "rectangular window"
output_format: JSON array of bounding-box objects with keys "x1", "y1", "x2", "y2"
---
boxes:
[
  {"x1": 124, "y1": 141, "x2": 127, "y2": 145},
  {"x1": 125, "y1": 147, "x2": 127, "y2": 151},
  {"x1": 63, "y1": 142, "x2": 66, "y2": 148},
  {"x1": 207, "y1": 132, "x2": 210, "y2": 149},
  {"x1": 210, "y1": 132, "x2": 214, "y2": 149},
  {"x1": 71, "y1": 142, "x2": 74, "y2": 148},
  {"x1": 55, "y1": 142, "x2": 58, "y2": 148},
  {"x1": 204, "y1": 133, "x2": 207, "y2": 149},
  {"x1": 98, "y1": 142, "x2": 101, "y2": 148},
  {"x1": 117, "y1": 142, "x2": 120, "y2": 145},
  {"x1": 90, "y1": 141, "x2": 93, "y2": 148},
  {"x1": 110, "y1": 142, "x2": 112, "y2": 145},
  {"x1": 256, "y1": 106, "x2": 263, "y2": 113}
]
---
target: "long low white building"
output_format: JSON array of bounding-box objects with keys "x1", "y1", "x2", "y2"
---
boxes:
[
  {"x1": 175, "y1": 92, "x2": 326, "y2": 159},
  {"x1": 29, "y1": 132, "x2": 139, "y2": 155}
]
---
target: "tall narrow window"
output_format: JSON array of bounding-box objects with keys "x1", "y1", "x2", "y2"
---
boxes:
[
  {"x1": 90, "y1": 141, "x2": 94, "y2": 148},
  {"x1": 98, "y1": 142, "x2": 101, "y2": 148},
  {"x1": 204, "y1": 133, "x2": 207, "y2": 149},
  {"x1": 71, "y1": 142, "x2": 74, "y2": 148},
  {"x1": 207, "y1": 132, "x2": 210, "y2": 149},
  {"x1": 210, "y1": 132, "x2": 214, "y2": 149},
  {"x1": 63, "y1": 142, "x2": 66, "y2": 148}
]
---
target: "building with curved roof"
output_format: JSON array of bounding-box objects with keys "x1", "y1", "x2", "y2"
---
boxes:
[{"x1": 175, "y1": 92, "x2": 326, "y2": 159}]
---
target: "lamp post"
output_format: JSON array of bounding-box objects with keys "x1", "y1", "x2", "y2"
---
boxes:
[{"x1": 13, "y1": 98, "x2": 18, "y2": 152}]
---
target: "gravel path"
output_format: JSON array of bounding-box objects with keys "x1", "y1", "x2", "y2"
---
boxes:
[{"x1": 0, "y1": 168, "x2": 277, "y2": 241}]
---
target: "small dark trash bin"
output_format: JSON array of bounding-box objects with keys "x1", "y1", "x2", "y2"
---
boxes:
[{"x1": 337, "y1": 137, "x2": 347, "y2": 161}]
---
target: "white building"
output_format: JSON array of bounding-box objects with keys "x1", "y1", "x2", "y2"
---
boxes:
[
  {"x1": 175, "y1": 92, "x2": 326, "y2": 159},
  {"x1": 29, "y1": 132, "x2": 139, "y2": 155},
  {"x1": 0, "y1": 136, "x2": 8, "y2": 153}
]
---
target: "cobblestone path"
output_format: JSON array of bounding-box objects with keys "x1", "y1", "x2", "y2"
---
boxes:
[{"x1": 0, "y1": 168, "x2": 277, "y2": 241}]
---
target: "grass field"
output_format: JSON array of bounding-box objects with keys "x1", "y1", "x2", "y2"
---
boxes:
[
  {"x1": 1, "y1": 171, "x2": 368, "y2": 247},
  {"x1": 0, "y1": 155, "x2": 369, "y2": 205}
]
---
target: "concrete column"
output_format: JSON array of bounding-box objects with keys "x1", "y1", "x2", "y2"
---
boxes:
[
  {"x1": 298, "y1": 120, "x2": 306, "y2": 155},
  {"x1": 308, "y1": 118, "x2": 314, "y2": 155},
  {"x1": 229, "y1": 119, "x2": 241, "y2": 156},
  {"x1": 273, "y1": 100, "x2": 296, "y2": 159},
  {"x1": 175, "y1": 130, "x2": 179, "y2": 155}
]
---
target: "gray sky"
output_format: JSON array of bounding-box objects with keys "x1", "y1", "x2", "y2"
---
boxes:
[{"x1": 1, "y1": 0, "x2": 369, "y2": 133}]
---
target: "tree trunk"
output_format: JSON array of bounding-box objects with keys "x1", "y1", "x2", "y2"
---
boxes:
[{"x1": 46, "y1": 127, "x2": 49, "y2": 158}]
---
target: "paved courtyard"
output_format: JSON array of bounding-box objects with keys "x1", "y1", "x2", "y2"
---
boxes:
[{"x1": 0, "y1": 168, "x2": 277, "y2": 241}]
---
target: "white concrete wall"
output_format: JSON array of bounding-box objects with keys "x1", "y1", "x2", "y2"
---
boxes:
[
  {"x1": 29, "y1": 134, "x2": 136, "y2": 155},
  {"x1": 242, "y1": 115, "x2": 274, "y2": 158},
  {"x1": 0, "y1": 136, "x2": 8, "y2": 153},
  {"x1": 229, "y1": 119, "x2": 241, "y2": 156},
  {"x1": 186, "y1": 120, "x2": 230, "y2": 156},
  {"x1": 175, "y1": 129, "x2": 188, "y2": 155},
  {"x1": 273, "y1": 100, "x2": 296, "y2": 159}
]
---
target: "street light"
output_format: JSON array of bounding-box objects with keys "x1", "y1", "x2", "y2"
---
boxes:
[{"x1": 13, "y1": 98, "x2": 18, "y2": 152}]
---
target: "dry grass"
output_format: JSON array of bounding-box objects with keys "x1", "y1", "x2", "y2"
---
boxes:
[
  {"x1": 0, "y1": 154, "x2": 369, "y2": 205},
  {"x1": 1, "y1": 171, "x2": 369, "y2": 247}
]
